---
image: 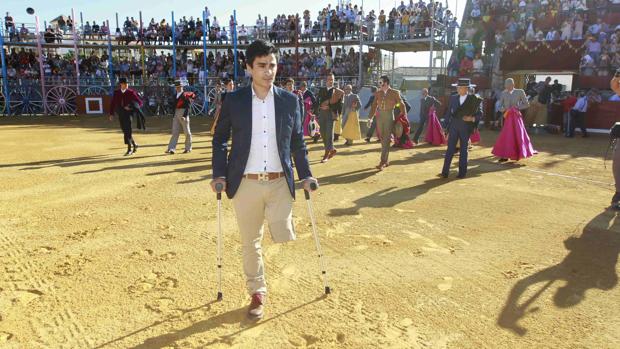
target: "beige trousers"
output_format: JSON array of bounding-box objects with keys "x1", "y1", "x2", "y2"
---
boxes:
[{"x1": 232, "y1": 177, "x2": 295, "y2": 295}]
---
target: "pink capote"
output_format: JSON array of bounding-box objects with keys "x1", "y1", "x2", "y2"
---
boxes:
[
  {"x1": 470, "y1": 129, "x2": 481, "y2": 144},
  {"x1": 425, "y1": 106, "x2": 447, "y2": 145},
  {"x1": 492, "y1": 107, "x2": 537, "y2": 160},
  {"x1": 302, "y1": 96, "x2": 319, "y2": 137},
  {"x1": 393, "y1": 113, "x2": 414, "y2": 149}
]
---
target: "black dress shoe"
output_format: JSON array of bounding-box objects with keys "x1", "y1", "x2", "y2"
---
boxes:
[
  {"x1": 124, "y1": 150, "x2": 133, "y2": 156},
  {"x1": 456, "y1": 174, "x2": 466, "y2": 179},
  {"x1": 438, "y1": 173, "x2": 448, "y2": 179},
  {"x1": 498, "y1": 158, "x2": 508, "y2": 163},
  {"x1": 183, "y1": 149, "x2": 191, "y2": 153},
  {"x1": 364, "y1": 137, "x2": 371, "y2": 143},
  {"x1": 132, "y1": 144, "x2": 139, "y2": 153}
]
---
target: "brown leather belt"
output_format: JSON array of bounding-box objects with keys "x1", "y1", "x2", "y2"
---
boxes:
[{"x1": 244, "y1": 172, "x2": 285, "y2": 181}]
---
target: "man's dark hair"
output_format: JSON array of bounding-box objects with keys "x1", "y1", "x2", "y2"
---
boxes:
[
  {"x1": 223, "y1": 78, "x2": 232, "y2": 85},
  {"x1": 300, "y1": 81, "x2": 308, "y2": 88},
  {"x1": 380, "y1": 75, "x2": 390, "y2": 85},
  {"x1": 246, "y1": 40, "x2": 278, "y2": 67},
  {"x1": 284, "y1": 78, "x2": 294, "y2": 85}
]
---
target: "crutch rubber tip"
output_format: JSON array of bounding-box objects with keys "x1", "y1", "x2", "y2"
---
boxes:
[
  {"x1": 325, "y1": 286, "x2": 331, "y2": 295},
  {"x1": 217, "y1": 292, "x2": 223, "y2": 301}
]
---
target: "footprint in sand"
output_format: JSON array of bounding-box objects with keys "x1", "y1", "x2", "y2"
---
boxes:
[
  {"x1": 54, "y1": 254, "x2": 92, "y2": 277},
  {"x1": 67, "y1": 227, "x2": 100, "y2": 241},
  {"x1": 0, "y1": 332, "x2": 13, "y2": 343},
  {"x1": 145, "y1": 297, "x2": 175, "y2": 314},
  {"x1": 130, "y1": 249, "x2": 154, "y2": 259},
  {"x1": 28, "y1": 246, "x2": 56, "y2": 256},
  {"x1": 0, "y1": 289, "x2": 43, "y2": 310},
  {"x1": 437, "y1": 277, "x2": 453, "y2": 291},
  {"x1": 160, "y1": 233, "x2": 175, "y2": 240},
  {"x1": 404, "y1": 231, "x2": 450, "y2": 255},
  {"x1": 128, "y1": 272, "x2": 178, "y2": 294},
  {"x1": 158, "y1": 252, "x2": 177, "y2": 261}
]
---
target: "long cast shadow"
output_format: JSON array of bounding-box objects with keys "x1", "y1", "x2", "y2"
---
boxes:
[
  {"x1": 92, "y1": 301, "x2": 217, "y2": 349},
  {"x1": 329, "y1": 159, "x2": 521, "y2": 217},
  {"x1": 75, "y1": 157, "x2": 211, "y2": 174},
  {"x1": 130, "y1": 296, "x2": 325, "y2": 349},
  {"x1": 497, "y1": 210, "x2": 620, "y2": 335}
]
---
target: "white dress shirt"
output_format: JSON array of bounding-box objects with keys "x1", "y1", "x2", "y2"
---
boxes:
[
  {"x1": 459, "y1": 94, "x2": 467, "y2": 105},
  {"x1": 244, "y1": 85, "x2": 283, "y2": 174}
]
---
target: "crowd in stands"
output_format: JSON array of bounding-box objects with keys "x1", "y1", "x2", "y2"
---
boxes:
[
  {"x1": 1, "y1": 44, "x2": 374, "y2": 86},
  {"x1": 3, "y1": 1, "x2": 455, "y2": 46},
  {"x1": 460, "y1": 0, "x2": 620, "y2": 78}
]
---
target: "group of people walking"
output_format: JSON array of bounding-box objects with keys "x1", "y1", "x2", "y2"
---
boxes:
[
  {"x1": 106, "y1": 40, "x2": 619, "y2": 322},
  {"x1": 108, "y1": 74, "x2": 539, "y2": 180}
]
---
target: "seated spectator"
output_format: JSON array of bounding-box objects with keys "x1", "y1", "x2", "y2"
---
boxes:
[
  {"x1": 472, "y1": 53, "x2": 484, "y2": 75},
  {"x1": 599, "y1": 51, "x2": 611, "y2": 76},
  {"x1": 459, "y1": 55, "x2": 473, "y2": 76},
  {"x1": 585, "y1": 35, "x2": 602, "y2": 63},
  {"x1": 580, "y1": 52, "x2": 596, "y2": 76}
]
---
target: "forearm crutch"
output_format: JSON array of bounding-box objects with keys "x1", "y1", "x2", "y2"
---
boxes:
[
  {"x1": 215, "y1": 183, "x2": 224, "y2": 301},
  {"x1": 304, "y1": 182, "x2": 331, "y2": 295}
]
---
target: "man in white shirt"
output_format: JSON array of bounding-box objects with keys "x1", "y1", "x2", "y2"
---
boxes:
[{"x1": 211, "y1": 40, "x2": 317, "y2": 320}]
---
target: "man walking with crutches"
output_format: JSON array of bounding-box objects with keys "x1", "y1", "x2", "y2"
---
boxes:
[{"x1": 211, "y1": 40, "x2": 319, "y2": 320}]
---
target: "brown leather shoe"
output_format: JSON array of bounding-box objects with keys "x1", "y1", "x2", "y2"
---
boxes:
[
  {"x1": 321, "y1": 151, "x2": 329, "y2": 163},
  {"x1": 328, "y1": 149, "x2": 337, "y2": 159},
  {"x1": 248, "y1": 293, "x2": 265, "y2": 319}
]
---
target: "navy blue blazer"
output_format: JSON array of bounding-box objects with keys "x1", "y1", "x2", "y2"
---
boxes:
[
  {"x1": 444, "y1": 94, "x2": 483, "y2": 132},
  {"x1": 212, "y1": 85, "x2": 312, "y2": 199}
]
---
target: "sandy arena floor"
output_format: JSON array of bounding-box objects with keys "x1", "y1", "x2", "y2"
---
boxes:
[{"x1": 0, "y1": 116, "x2": 618, "y2": 349}]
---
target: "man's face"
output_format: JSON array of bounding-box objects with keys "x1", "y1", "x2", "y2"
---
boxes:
[
  {"x1": 457, "y1": 86, "x2": 468, "y2": 96},
  {"x1": 175, "y1": 86, "x2": 182, "y2": 93},
  {"x1": 379, "y1": 79, "x2": 389, "y2": 91},
  {"x1": 326, "y1": 75, "x2": 334, "y2": 87},
  {"x1": 422, "y1": 89, "x2": 428, "y2": 97},
  {"x1": 120, "y1": 83, "x2": 128, "y2": 90},
  {"x1": 285, "y1": 82, "x2": 294, "y2": 92},
  {"x1": 505, "y1": 81, "x2": 514, "y2": 90},
  {"x1": 247, "y1": 53, "x2": 277, "y2": 90},
  {"x1": 225, "y1": 81, "x2": 234, "y2": 91},
  {"x1": 344, "y1": 86, "x2": 352, "y2": 94}
]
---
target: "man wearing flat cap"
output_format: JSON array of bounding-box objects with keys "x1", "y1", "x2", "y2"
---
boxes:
[
  {"x1": 166, "y1": 80, "x2": 196, "y2": 154},
  {"x1": 109, "y1": 77, "x2": 143, "y2": 156}
]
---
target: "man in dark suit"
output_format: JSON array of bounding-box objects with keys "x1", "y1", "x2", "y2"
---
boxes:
[
  {"x1": 440, "y1": 78, "x2": 483, "y2": 179},
  {"x1": 211, "y1": 40, "x2": 318, "y2": 320},
  {"x1": 109, "y1": 77, "x2": 143, "y2": 156},
  {"x1": 412, "y1": 88, "x2": 441, "y2": 144}
]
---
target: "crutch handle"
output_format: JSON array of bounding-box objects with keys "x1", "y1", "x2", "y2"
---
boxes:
[
  {"x1": 215, "y1": 183, "x2": 224, "y2": 200},
  {"x1": 304, "y1": 182, "x2": 318, "y2": 200}
]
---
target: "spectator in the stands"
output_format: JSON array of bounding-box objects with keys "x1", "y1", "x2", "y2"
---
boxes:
[
  {"x1": 580, "y1": 52, "x2": 596, "y2": 76},
  {"x1": 585, "y1": 35, "x2": 602, "y2": 63},
  {"x1": 472, "y1": 53, "x2": 484, "y2": 75},
  {"x1": 459, "y1": 54, "x2": 473, "y2": 76},
  {"x1": 600, "y1": 51, "x2": 612, "y2": 76}
]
